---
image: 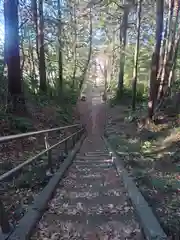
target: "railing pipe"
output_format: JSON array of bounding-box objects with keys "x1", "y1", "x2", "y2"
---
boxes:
[
  {"x1": 0, "y1": 126, "x2": 84, "y2": 235},
  {"x1": 0, "y1": 124, "x2": 81, "y2": 144},
  {"x1": 0, "y1": 129, "x2": 83, "y2": 182}
]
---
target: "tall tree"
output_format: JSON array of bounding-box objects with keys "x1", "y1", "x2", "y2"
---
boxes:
[
  {"x1": 117, "y1": 7, "x2": 129, "y2": 97},
  {"x1": 4, "y1": 0, "x2": 25, "y2": 112},
  {"x1": 31, "y1": 0, "x2": 39, "y2": 61},
  {"x1": 39, "y1": 0, "x2": 47, "y2": 92},
  {"x1": 57, "y1": 0, "x2": 63, "y2": 93},
  {"x1": 72, "y1": 1, "x2": 77, "y2": 88},
  {"x1": 157, "y1": 0, "x2": 180, "y2": 100},
  {"x1": 132, "y1": 0, "x2": 142, "y2": 110},
  {"x1": 80, "y1": 9, "x2": 93, "y2": 90},
  {"x1": 148, "y1": 0, "x2": 164, "y2": 119}
]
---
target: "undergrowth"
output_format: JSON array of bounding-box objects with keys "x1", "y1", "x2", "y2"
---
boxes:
[
  {"x1": 0, "y1": 85, "x2": 79, "y2": 135},
  {"x1": 106, "y1": 96, "x2": 180, "y2": 238},
  {"x1": 109, "y1": 86, "x2": 147, "y2": 108}
]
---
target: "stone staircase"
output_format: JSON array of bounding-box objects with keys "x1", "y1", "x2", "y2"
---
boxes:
[{"x1": 32, "y1": 136, "x2": 143, "y2": 239}]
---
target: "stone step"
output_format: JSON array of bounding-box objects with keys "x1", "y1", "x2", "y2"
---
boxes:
[
  {"x1": 76, "y1": 155, "x2": 111, "y2": 160},
  {"x1": 56, "y1": 195, "x2": 123, "y2": 205},
  {"x1": 49, "y1": 200, "x2": 131, "y2": 219},
  {"x1": 68, "y1": 174, "x2": 105, "y2": 181},
  {"x1": 73, "y1": 163, "x2": 114, "y2": 168},
  {"x1": 74, "y1": 163, "x2": 113, "y2": 169},
  {"x1": 68, "y1": 170, "x2": 118, "y2": 177},
  {"x1": 89, "y1": 150, "x2": 106, "y2": 152},
  {"x1": 69, "y1": 167, "x2": 115, "y2": 174},
  {"x1": 45, "y1": 212, "x2": 133, "y2": 225},
  {"x1": 85, "y1": 154, "x2": 110, "y2": 158},
  {"x1": 62, "y1": 178, "x2": 105, "y2": 185},
  {"x1": 56, "y1": 186, "x2": 123, "y2": 196},
  {"x1": 59, "y1": 181, "x2": 120, "y2": 190},
  {"x1": 85, "y1": 152, "x2": 109, "y2": 156},
  {"x1": 75, "y1": 160, "x2": 113, "y2": 164}
]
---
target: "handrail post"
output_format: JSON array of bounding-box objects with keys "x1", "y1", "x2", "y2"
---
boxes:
[
  {"x1": 75, "y1": 132, "x2": 78, "y2": 142},
  {"x1": 72, "y1": 135, "x2": 75, "y2": 147},
  {"x1": 76, "y1": 132, "x2": 79, "y2": 141},
  {"x1": 82, "y1": 125, "x2": 86, "y2": 137},
  {"x1": 0, "y1": 199, "x2": 11, "y2": 234},
  {"x1": 47, "y1": 149, "x2": 53, "y2": 174},
  {"x1": 44, "y1": 133, "x2": 53, "y2": 174},
  {"x1": 65, "y1": 140, "x2": 68, "y2": 155}
]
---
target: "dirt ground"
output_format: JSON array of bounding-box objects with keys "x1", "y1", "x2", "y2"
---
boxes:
[
  {"x1": 106, "y1": 103, "x2": 180, "y2": 239},
  {"x1": 77, "y1": 88, "x2": 106, "y2": 136}
]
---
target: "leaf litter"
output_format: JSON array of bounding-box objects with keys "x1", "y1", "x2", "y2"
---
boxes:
[
  {"x1": 31, "y1": 138, "x2": 143, "y2": 239},
  {"x1": 0, "y1": 102, "x2": 78, "y2": 228},
  {"x1": 106, "y1": 103, "x2": 180, "y2": 238}
]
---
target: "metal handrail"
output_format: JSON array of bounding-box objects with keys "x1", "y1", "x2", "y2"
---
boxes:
[
  {"x1": 0, "y1": 129, "x2": 83, "y2": 182},
  {"x1": 0, "y1": 124, "x2": 81, "y2": 144},
  {"x1": 0, "y1": 125, "x2": 85, "y2": 235}
]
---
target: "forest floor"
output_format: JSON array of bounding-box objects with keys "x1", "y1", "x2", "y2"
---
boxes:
[
  {"x1": 106, "y1": 99, "x2": 180, "y2": 238},
  {"x1": 0, "y1": 95, "x2": 80, "y2": 228}
]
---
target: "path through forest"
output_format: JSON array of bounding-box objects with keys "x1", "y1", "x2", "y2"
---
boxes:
[
  {"x1": 77, "y1": 86, "x2": 106, "y2": 136},
  {"x1": 31, "y1": 86, "x2": 144, "y2": 240}
]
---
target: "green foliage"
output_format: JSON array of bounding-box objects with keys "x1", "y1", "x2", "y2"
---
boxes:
[
  {"x1": 110, "y1": 85, "x2": 147, "y2": 107},
  {"x1": 62, "y1": 87, "x2": 79, "y2": 105},
  {"x1": 11, "y1": 116, "x2": 34, "y2": 133},
  {"x1": 0, "y1": 107, "x2": 34, "y2": 133}
]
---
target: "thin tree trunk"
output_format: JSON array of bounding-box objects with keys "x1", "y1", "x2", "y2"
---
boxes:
[
  {"x1": 31, "y1": 0, "x2": 39, "y2": 61},
  {"x1": 117, "y1": 8, "x2": 128, "y2": 98},
  {"x1": 157, "y1": 0, "x2": 180, "y2": 100},
  {"x1": 154, "y1": 35, "x2": 180, "y2": 113},
  {"x1": 72, "y1": 43, "x2": 77, "y2": 88},
  {"x1": 167, "y1": 34, "x2": 180, "y2": 93},
  {"x1": 109, "y1": 32, "x2": 115, "y2": 89},
  {"x1": 20, "y1": 30, "x2": 25, "y2": 79},
  {"x1": 80, "y1": 10, "x2": 92, "y2": 90},
  {"x1": 27, "y1": 44, "x2": 33, "y2": 79},
  {"x1": 39, "y1": 0, "x2": 47, "y2": 92},
  {"x1": 132, "y1": 0, "x2": 142, "y2": 111},
  {"x1": 28, "y1": 29, "x2": 36, "y2": 88},
  {"x1": 148, "y1": 0, "x2": 164, "y2": 119},
  {"x1": 57, "y1": 0, "x2": 63, "y2": 93},
  {"x1": 157, "y1": 0, "x2": 174, "y2": 87},
  {"x1": 72, "y1": 2, "x2": 77, "y2": 88}
]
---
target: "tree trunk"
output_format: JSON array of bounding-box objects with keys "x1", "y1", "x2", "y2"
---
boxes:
[
  {"x1": 109, "y1": 32, "x2": 115, "y2": 88},
  {"x1": 57, "y1": 0, "x2": 63, "y2": 93},
  {"x1": 28, "y1": 29, "x2": 37, "y2": 89},
  {"x1": 157, "y1": 0, "x2": 180, "y2": 100},
  {"x1": 157, "y1": 0, "x2": 174, "y2": 87},
  {"x1": 165, "y1": 35, "x2": 180, "y2": 97},
  {"x1": 117, "y1": 8, "x2": 128, "y2": 98},
  {"x1": 4, "y1": 0, "x2": 26, "y2": 113},
  {"x1": 132, "y1": 0, "x2": 142, "y2": 111},
  {"x1": 148, "y1": 0, "x2": 164, "y2": 119},
  {"x1": 79, "y1": 10, "x2": 92, "y2": 90},
  {"x1": 154, "y1": 34, "x2": 180, "y2": 113},
  {"x1": 72, "y1": 2, "x2": 77, "y2": 89},
  {"x1": 20, "y1": 28, "x2": 25, "y2": 79},
  {"x1": 31, "y1": 0, "x2": 39, "y2": 61},
  {"x1": 39, "y1": 0, "x2": 47, "y2": 92}
]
